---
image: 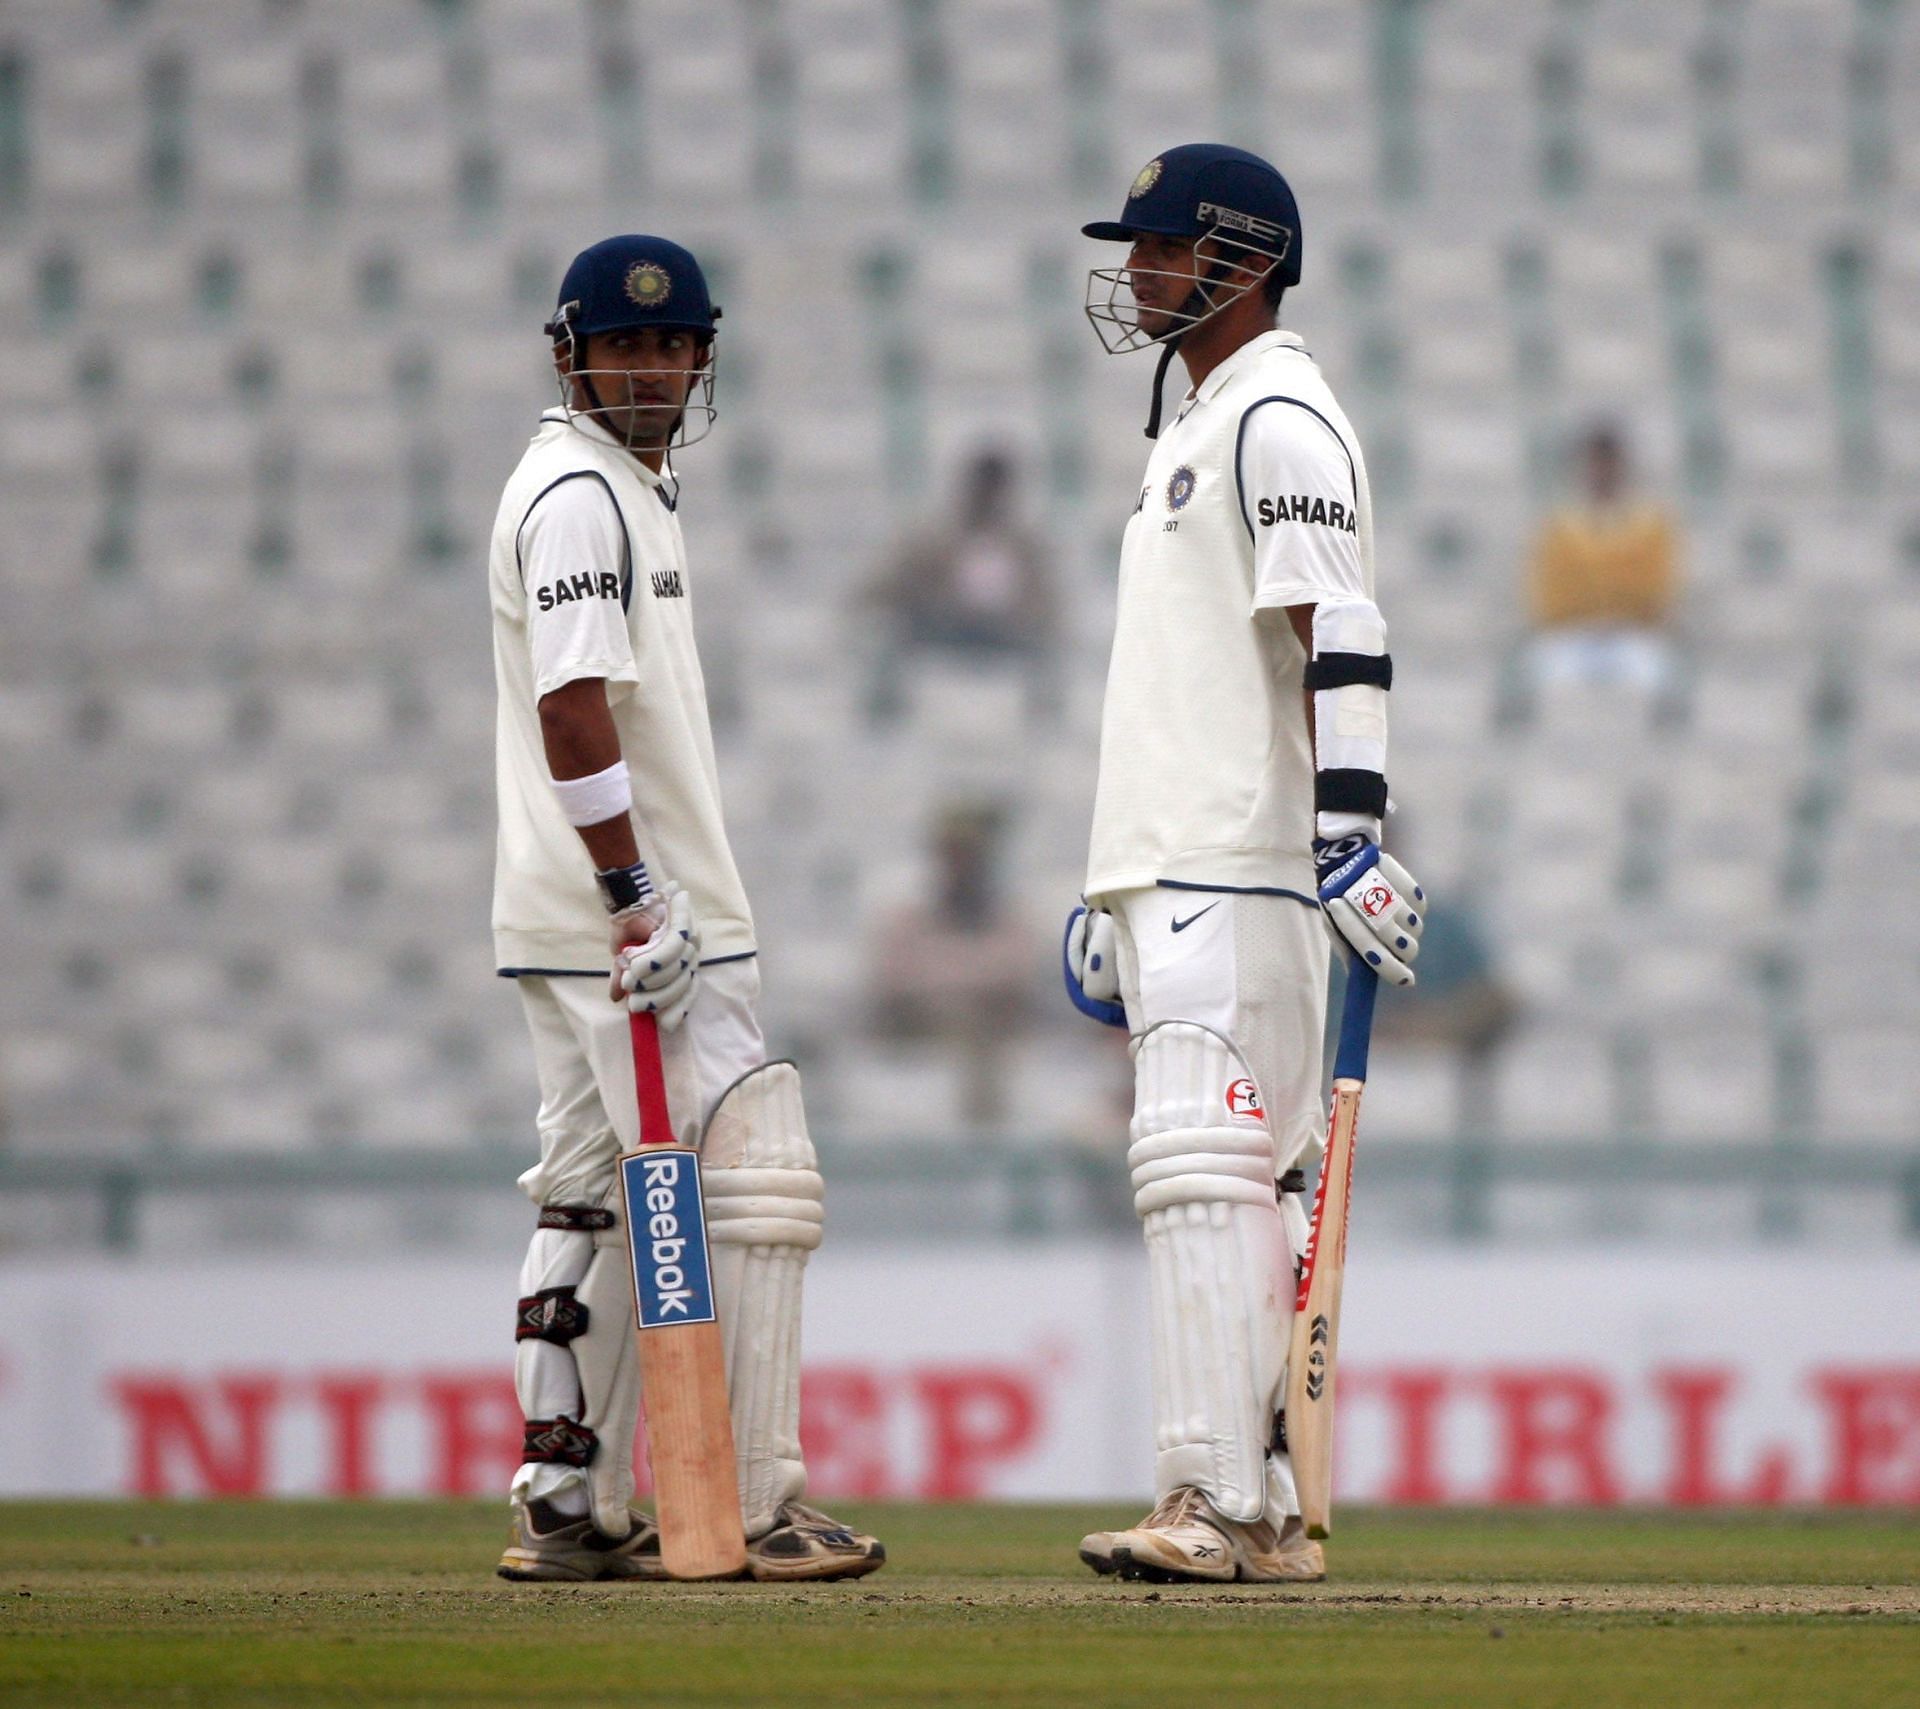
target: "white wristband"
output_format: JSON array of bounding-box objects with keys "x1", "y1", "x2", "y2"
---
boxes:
[{"x1": 549, "y1": 759, "x2": 633, "y2": 828}]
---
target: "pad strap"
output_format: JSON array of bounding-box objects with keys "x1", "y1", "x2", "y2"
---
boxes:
[
  {"x1": 522, "y1": 1414, "x2": 598, "y2": 1467},
  {"x1": 538, "y1": 1203, "x2": 617, "y2": 1233},
  {"x1": 515, "y1": 1286, "x2": 589, "y2": 1346}
]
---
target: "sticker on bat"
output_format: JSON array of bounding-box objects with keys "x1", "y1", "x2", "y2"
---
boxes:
[{"x1": 621, "y1": 1150, "x2": 718, "y2": 1328}]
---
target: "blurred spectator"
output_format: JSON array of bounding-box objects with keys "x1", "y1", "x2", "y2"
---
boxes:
[
  {"x1": 866, "y1": 448, "x2": 1057, "y2": 722},
  {"x1": 1525, "y1": 423, "x2": 1682, "y2": 693},
  {"x1": 870, "y1": 801, "x2": 1034, "y2": 1127}
]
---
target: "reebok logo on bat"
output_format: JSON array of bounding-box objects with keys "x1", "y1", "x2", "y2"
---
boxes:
[
  {"x1": 1170, "y1": 901, "x2": 1220, "y2": 933},
  {"x1": 621, "y1": 1150, "x2": 717, "y2": 1328},
  {"x1": 641, "y1": 1156, "x2": 696, "y2": 1315}
]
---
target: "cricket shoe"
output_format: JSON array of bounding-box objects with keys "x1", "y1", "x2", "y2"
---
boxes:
[
  {"x1": 497, "y1": 1499, "x2": 669, "y2": 1582},
  {"x1": 1098, "y1": 1487, "x2": 1326, "y2": 1584},
  {"x1": 746, "y1": 1501, "x2": 886, "y2": 1582}
]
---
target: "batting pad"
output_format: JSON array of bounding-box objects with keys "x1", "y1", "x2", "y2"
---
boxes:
[
  {"x1": 702, "y1": 1060, "x2": 824, "y2": 1537},
  {"x1": 1128, "y1": 1020, "x2": 1291, "y2": 1523}
]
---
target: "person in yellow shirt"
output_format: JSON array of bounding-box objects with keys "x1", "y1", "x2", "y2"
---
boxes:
[{"x1": 1526, "y1": 424, "x2": 1680, "y2": 691}]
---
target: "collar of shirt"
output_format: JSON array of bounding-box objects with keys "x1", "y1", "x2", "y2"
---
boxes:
[
  {"x1": 1174, "y1": 327, "x2": 1307, "y2": 422},
  {"x1": 540, "y1": 408, "x2": 671, "y2": 488}
]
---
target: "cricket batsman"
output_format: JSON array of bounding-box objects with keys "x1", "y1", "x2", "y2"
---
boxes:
[
  {"x1": 1062, "y1": 146, "x2": 1428, "y2": 1581},
  {"x1": 487, "y1": 234, "x2": 882, "y2": 1582}
]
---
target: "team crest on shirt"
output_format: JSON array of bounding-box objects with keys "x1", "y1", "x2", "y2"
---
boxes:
[
  {"x1": 1166, "y1": 465, "x2": 1197, "y2": 511},
  {"x1": 1129, "y1": 158, "x2": 1163, "y2": 199},
  {"x1": 624, "y1": 262, "x2": 672, "y2": 309}
]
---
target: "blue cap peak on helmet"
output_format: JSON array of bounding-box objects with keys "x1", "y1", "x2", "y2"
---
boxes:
[
  {"x1": 1083, "y1": 143, "x2": 1301, "y2": 288},
  {"x1": 545, "y1": 234, "x2": 720, "y2": 343}
]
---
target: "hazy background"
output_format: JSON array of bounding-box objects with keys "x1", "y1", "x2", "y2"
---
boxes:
[{"x1": 1, "y1": 0, "x2": 1915, "y2": 1270}]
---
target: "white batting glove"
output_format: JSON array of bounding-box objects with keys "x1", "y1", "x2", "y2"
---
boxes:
[
  {"x1": 1313, "y1": 836, "x2": 1426, "y2": 988},
  {"x1": 615, "y1": 882, "x2": 701, "y2": 1030}
]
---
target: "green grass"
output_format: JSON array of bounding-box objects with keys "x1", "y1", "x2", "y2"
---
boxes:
[{"x1": 0, "y1": 1502, "x2": 1914, "y2": 1707}]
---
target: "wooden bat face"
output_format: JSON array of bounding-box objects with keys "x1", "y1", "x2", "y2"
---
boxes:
[{"x1": 622, "y1": 1012, "x2": 746, "y2": 1580}]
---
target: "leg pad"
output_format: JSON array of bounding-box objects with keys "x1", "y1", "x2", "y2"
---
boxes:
[{"x1": 1129, "y1": 1020, "x2": 1290, "y2": 1524}]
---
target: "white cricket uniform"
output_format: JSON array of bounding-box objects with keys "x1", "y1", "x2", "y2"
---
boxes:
[
  {"x1": 488, "y1": 408, "x2": 765, "y2": 1159},
  {"x1": 1089, "y1": 327, "x2": 1377, "y2": 1173},
  {"x1": 490, "y1": 407, "x2": 826, "y2": 1536},
  {"x1": 490, "y1": 408, "x2": 755, "y2": 979}
]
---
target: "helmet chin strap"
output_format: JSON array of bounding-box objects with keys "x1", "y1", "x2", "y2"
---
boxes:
[
  {"x1": 1143, "y1": 337, "x2": 1181, "y2": 441},
  {"x1": 1144, "y1": 257, "x2": 1234, "y2": 440}
]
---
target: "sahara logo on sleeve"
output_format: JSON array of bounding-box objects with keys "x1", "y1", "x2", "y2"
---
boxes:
[
  {"x1": 1255, "y1": 493, "x2": 1359, "y2": 534},
  {"x1": 536, "y1": 569, "x2": 623, "y2": 612}
]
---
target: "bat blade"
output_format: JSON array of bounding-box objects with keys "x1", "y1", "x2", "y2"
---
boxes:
[
  {"x1": 1283, "y1": 963, "x2": 1377, "y2": 1541},
  {"x1": 620, "y1": 1013, "x2": 746, "y2": 1581},
  {"x1": 1284, "y1": 1077, "x2": 1362, "y2": 1540}
]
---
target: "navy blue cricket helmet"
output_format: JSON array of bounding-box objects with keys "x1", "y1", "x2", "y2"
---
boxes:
[
  {"x1": 544, "y1": 234, "x2": 721, "y2": 345},
  {"x1": 1083, "y1": 144, "x2": 1302, "y2": 437},
  {"x1": 546, "y1": 236, "x2": 723, "y2": 449},
  {"x1": 1084, "y1": 144, "x2": 1302, "y2": 287}
]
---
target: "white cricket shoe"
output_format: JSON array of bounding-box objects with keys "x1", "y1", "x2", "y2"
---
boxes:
[
  {"x1": 1093, "y1": 1487, "x2": 1326, "y2": 1584},
  {"x1": 496, "y1": 1499, "x2": 669, "y2": 1582},
  {"x1": 746, "y1": 1501, "x2": 886, "y2": 1582}
]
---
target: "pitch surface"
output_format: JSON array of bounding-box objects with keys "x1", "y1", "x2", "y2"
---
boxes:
[{"x1": 0, "y1": 1502, "x2": 1913, "y2": 1706}]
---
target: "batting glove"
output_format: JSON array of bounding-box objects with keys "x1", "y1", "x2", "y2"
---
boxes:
[
  {"x1": 1314, "y1": 836, "x2": 1426, "y2": 988},
  {"x1": 615, "y1": 882, "x2": 701, "y2": 1030},
  {"x1": 1063, "y1": 905, "x2": 1127, "y2": 1028}
]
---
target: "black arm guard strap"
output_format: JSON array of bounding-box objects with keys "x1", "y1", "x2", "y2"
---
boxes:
[
  {"x1": 1303, "y1": 651, "x2": 1393, "y2": 691},
  {"x1": 1315, "y1": 768, "x2": 1389, "y2": 818}
]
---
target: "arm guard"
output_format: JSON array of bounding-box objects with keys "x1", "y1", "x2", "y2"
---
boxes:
[{"x1": 1306, "y1": 599, "x2": 1391, "y2": 843}]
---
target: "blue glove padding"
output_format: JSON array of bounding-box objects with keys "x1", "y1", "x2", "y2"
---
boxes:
[
  {"x1": 1313, "y1": 836, "x2": 1426, "y2": 988},
  {"x1": 1063, "y1": 906, "x2": 1127, "y2": 1027}
]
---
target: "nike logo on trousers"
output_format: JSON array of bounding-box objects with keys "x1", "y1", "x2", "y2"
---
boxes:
[{"x1": 1170, "y1": 901, "x2": 1222, "y2": 933}]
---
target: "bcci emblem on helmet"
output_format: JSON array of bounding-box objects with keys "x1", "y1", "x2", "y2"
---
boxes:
[
  {"x1": 1129, "y1": 157, "x2": 1164, "y2": 199},
  {"x1": 624, "y1": 261, "x2": 673, "y2": 309}
]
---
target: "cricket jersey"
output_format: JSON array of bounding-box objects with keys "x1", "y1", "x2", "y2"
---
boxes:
[
  {"x1": 489, "y1": 410, "x2": 755, "y2": 975},
  {"x1": 1085, "y1": 329, "x2": 1377, "y2": 906}
]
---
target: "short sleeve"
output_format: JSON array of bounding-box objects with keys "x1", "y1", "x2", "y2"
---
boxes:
[
  {"x1": 1237, "y1": 399, "x2": 1368, "y2": 613},
  {"x1": 517, "y1": 473, "x2": 641, "y2": 701}
]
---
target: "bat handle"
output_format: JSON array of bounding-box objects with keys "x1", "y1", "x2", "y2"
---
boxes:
[
  {"x1": 629, "y1": 1011, "x2": 676, "y2": 1148},
  {"x1": 1331, "y1": 958, "x2": 1379, "y2": 1085}
]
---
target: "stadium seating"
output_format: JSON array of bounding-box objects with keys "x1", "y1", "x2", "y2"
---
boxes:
[{"x1": 0, "y1": 0, "x2": 1913, "y2": 1194}]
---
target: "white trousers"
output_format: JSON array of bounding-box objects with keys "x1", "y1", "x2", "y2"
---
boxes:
[
  {"x1": 508, "y1": 957, "x2": 776, "y2": 1519},
  {"x1": 1110, "y1": 886, "x2": 1329, "y2": 1524},
  {"x1": 1110, "y1": 887, "x2": 1330, "y2": 1175},
  {"x1": 513, "y1": 958, "x2": 767, "y2": 1208}
]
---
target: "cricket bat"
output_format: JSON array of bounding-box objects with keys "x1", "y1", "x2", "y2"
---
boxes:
[
  {"x1": 618, "y1": 1011, "x2": 747, "y2": 1580},
  {"x1": 1283, "y1": 960, "x2": 1379, "y2": 1540}
]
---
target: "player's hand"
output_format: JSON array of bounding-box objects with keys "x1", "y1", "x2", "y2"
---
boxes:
[
  {"x1": 1313, "y1": 836, "x2": 1425, "y2": 988},
  {"x1": 1063, "y1": 905, "x2": 1127, "y2": 1028},
  {"x1": 613, "y1": 882, "x2": 700, "y2": 1028}
]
